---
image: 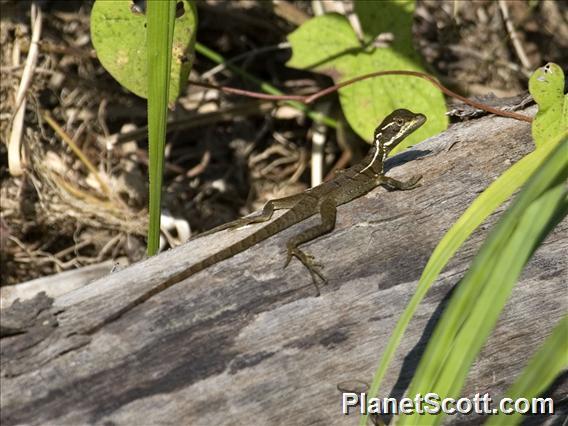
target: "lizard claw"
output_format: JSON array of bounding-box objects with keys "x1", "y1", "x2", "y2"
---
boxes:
[
  {"x1": 402, "y1": 174, "x2": 422, "y2": 189},
  {"x1": 283, "y1": 251, "x2": 293, "y2": 268},
  {"x1": 284, "y1": 247, "x2": 327, "y2": 295}
]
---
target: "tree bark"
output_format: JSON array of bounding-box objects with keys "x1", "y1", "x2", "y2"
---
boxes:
[{"x1": 1, "y1": 106, "x2": 566, "y2": 425}]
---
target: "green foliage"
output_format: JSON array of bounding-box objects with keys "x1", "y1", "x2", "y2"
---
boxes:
[
  {"x1": 361, "y1": 131, "x2": 567, "y2": 426},
  {"x1": 287, "y1": 0, "x2": 447, "y2": 153},
  {"x1": 397, "y1": 136, "x2": 568, "y2": 426},
  {"x1": 90, "y1": 0, "x2": 196, "y2": 105},
  {"x1": 146, "y1": 0, "x2": 177, "y2": 255},
  {"x1": 529, "y1": 63, "x2": 567, "y2": 147},
  {"x1": 485, "y1": 316, "x2": 568, "y2": 426},
  {"x1": 91, "y1": 0, "x2": 198, "y2": 254},
  {"x1": 194, "y1": 43, "x2": 338, "y2": 128},
  {"x1": 361, "y1": 61, "x2": 568, "y2": 426}
]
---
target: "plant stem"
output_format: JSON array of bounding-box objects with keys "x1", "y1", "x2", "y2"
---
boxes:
[{"x1": 195, "y1": 42, "x2": 338, "y2": 128}]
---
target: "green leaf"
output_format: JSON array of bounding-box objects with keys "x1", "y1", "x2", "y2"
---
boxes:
[
  {"x1": 361, "y1": 131, "x2": 567, "y2": 426},
  {"x1": 287, "y1": 0, "x2": 447, "y2": 153},
  {"x1": 397, "y1": 136, "x2": 568, "y2": 426},
  {"x1": 194, "y1": 43, "x2": 338, "y2": 128},
  {"x1": 355, "y1": 0, "x2": 416, "y2": 48},
  {"x1": 146, "y1": 0, "x2": 177, "y2": 255},
  {"x1": 91, "y1": 0, "x2": 196, "y2": 104},
  {"x1": 484, "y1": 316, "x2": 568, "y2": 426},
  {"x1": 529, "y1": 62, "x2": 568, "y2": 147}
]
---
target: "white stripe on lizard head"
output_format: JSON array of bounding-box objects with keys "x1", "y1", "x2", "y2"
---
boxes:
[{"x1": 383, "y1": 121, "x2": 415, "y2": 147}]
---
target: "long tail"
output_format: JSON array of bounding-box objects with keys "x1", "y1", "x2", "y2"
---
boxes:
[
  {"x1": 171, "y1": 206, "x2": 314, "y2": 284},
  {"x1": 87, "y1": 208, "x2": 312, "y2": 333}
]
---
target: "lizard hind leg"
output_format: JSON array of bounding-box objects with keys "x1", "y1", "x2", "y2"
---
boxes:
[
  {"x1": 283, "y1": 197, "x2": 337, "y2": 295},
  {"x1": 226, "y1": 193, "x2": 304, "y2": 228},
  {"x1": 195, "y1": 194, "x2": 303, "y2": 238}
]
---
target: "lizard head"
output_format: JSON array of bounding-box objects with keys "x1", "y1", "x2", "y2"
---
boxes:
[{"x1": 373, "y1": 109, "x2": 427, "y2": 154}]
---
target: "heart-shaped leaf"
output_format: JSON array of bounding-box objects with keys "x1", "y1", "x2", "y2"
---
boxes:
[
  {"x1": 90, "y1": 0, "x2": 197, "y2": 104},
  {"x1": 287, "y1": 0, "x2": 447, "y2": 152}
]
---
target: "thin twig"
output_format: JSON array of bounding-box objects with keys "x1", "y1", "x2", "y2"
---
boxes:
[
  {"x1": 302, "y1": 71, "x2": 533, "y2": 122},
  {"x1": 201, "y1": 42, "x2": 291, "y2": 80},
  {"x1": 43, "y1": 112, "x2": 113, "y2": 198},
  {"x1": 442, "y1": 44, "x2": 530, "y2": 79},
  {"x1": 195, "y1": 42, "x2": 338, "y2": 128},
  {"x1": 498, "y1": 0, "x2": 532, "y2": 71},
  {"x1": 113, "y1": 101, "x2": 274, "y2": 144},
  {"x1": 310, "y1": 102, "x2": 331, "y2": 186},
  {"x1": 190, "y1": 70, "x2": 533, "y2": 123},
  {"x1": 189, "y1": 79, "x2": 305, "y2": 102},
  {"x1": 13, "y1": 4, "x2": 42, "y2": 111},
  {"x1": 8, "y1": 3, "x2": 42, "y2": 176}
]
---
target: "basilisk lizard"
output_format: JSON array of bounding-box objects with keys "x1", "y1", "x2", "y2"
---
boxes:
[{"x1": 114, "y1": 109, "x2": 426, "y2": 321}]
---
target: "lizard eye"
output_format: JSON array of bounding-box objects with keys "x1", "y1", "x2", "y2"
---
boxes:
[{"x1": 395, "y1": 118, "x2": 404, "y2": 126}]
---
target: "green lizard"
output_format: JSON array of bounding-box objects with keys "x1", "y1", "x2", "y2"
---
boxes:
[{"x1": 117, "y1": 109, "x2": 426, "y2": 319}]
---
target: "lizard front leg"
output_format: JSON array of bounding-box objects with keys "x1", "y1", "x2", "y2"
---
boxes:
[
  {"x1": 283, "y1": 196, "x2": 337, "y2": 295},
  {"x1": 195, "y1": 193, "x2": 304, "y2": 238}
]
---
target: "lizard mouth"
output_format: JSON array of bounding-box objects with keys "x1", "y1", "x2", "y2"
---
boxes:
[{"x1": 405, "y1": 112, "x2": 427, "y2": 135}]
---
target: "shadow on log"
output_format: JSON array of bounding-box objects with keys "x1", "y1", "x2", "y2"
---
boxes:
[{"x1": 1, "y1": 106, "x2": 566, "y2": 425}]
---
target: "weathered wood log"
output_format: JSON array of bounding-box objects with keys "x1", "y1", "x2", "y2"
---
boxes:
[
  {"x1": 0, "y1": 259, "x2": 125, "y2": 309},
  {"x1": 1, "y1": 106, "x2": 566, "y2": 425}
]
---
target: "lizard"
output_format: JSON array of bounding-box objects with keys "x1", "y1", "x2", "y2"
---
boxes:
[
  {"x1": 184, "y1": 108, "x2": 425, "y2": 290},
  {"x1": 94, "y1": 109, "x2": 426, "y2": 330}
]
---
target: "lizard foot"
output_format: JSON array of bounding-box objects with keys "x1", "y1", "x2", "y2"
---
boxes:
[
  {"x1": 284, "y1": 247, "x2": 327, "y2": 295},
  {"x1": 383, "y1": 174, "x2": 422, "y2": 191},
  {"x1": 400, "y1": 174, "x2": 422, "y2": 190}
]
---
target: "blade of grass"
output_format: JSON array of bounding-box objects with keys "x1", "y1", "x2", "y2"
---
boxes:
[
  {"x1": 484, "y1": 316, "x2": 568, "y2": 426},
  {"x1": 438, "y1": 187, "x2": 566, "y2": 395},
  {"x1": 399, "y1": 136, "x2": 568, "y2": 424},
  {"x1": 403, "y1": 135, "x2": 568, "y2": 400},
  {"x1": 146, "y1": 0, "x2": 176, "y2": 255},
  {"x1": 361, "y1": 132, "x2": 567, "y2": 426},
  {"x1": 398, "y1": 181, "x2": 567, "y2": 425}
]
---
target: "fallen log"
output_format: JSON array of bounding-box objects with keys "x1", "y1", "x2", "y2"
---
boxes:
[{"x1": 1, "y1": 106, "x2": 566, "y2": 425}]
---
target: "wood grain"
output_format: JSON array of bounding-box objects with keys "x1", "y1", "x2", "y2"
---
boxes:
[{"x1": 1, "y1": 106, "x2": 566, "y2": 425}]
